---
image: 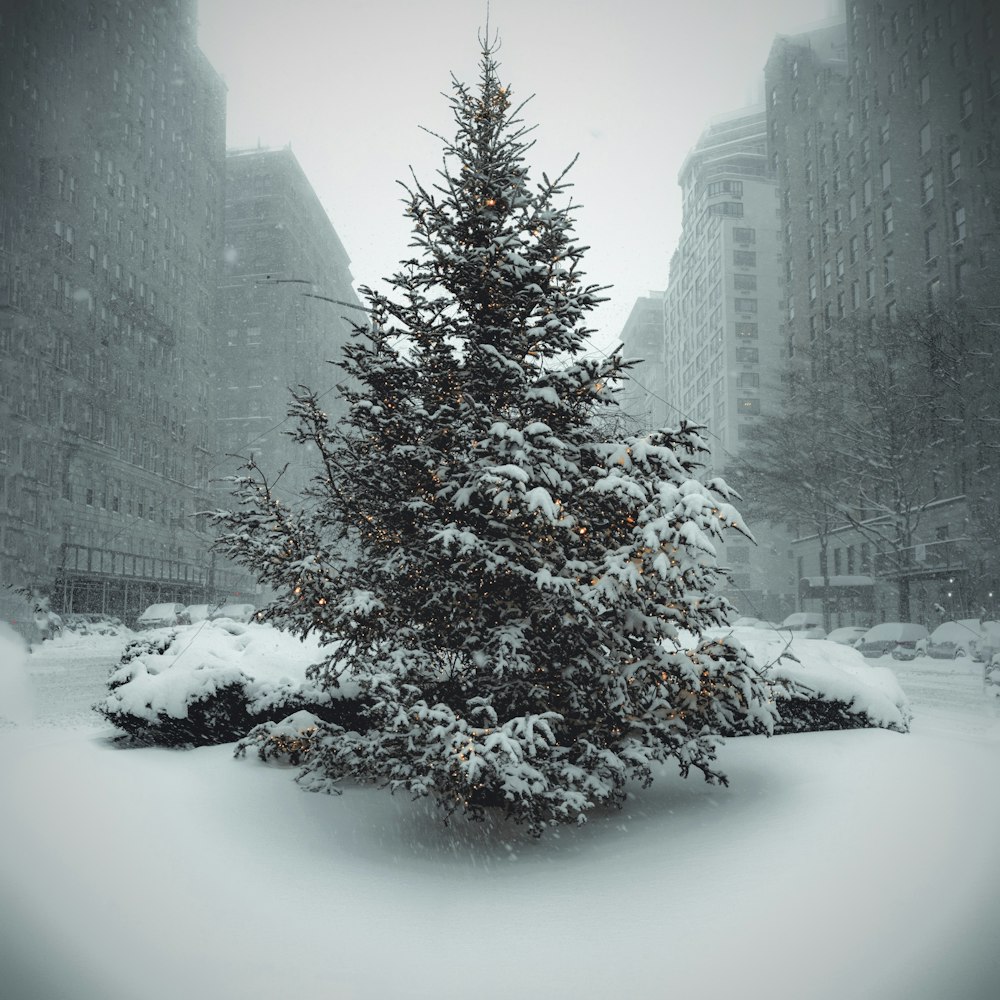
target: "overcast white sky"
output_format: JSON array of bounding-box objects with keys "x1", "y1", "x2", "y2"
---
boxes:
[{"x1": 197, "y1": 0, "x2": 840, "y2": 355}]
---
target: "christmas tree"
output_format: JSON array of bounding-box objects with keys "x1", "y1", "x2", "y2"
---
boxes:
[{"x1": 216, "y1": 46, "x2": 776, "y2": 834}]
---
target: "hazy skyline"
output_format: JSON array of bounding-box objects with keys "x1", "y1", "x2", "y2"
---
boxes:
[{"x1": 198, "y1": 0, "x2": 839, "y2": 355}]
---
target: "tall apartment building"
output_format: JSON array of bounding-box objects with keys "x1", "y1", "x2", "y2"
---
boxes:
[
  {"x1": 617, "y1": 292, "x2": 667, "y2": 431},
  {"x1": 659, "y1": 108, "x2": 794, "y2": 620},
  {"x1": 0, "y1": 0, "x2": 240, "y2": 617},
  {"x1": 663, "y1": 109, "x2": 784, "y2": 464},
  {"x1": 765, "y1": 1, "x2": 1000, "y2": 622},
  {"x1": 767, "y1": 4, "x2": 998, "y2": 352},
  {"x1": 217, "y1": 147, "x2": 362, "y2": 504}
]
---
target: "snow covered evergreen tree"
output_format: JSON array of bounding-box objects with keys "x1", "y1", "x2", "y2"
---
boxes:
[{"x1": 215, "y1": 47, "x2": 776, "y2": 834}]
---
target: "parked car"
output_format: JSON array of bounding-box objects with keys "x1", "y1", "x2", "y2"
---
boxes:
[
  {"x1": 970, "y1": 621, "x2": 1000, "y2": 662},
  {"x1": 730, "y1": 617, "x2": 781, "y2": 630},
  {"x1": 779, "y1": 612, "x2": 825, "y2": 638},
  {"x1": 210, "y1": 602, "x2": 257, "y2": 623},
  {"x1": 926, "y1": 619, "x2": 989, "y2": 659},
  {"x1": 61, "y1": 613, "x2": 129, "y2": 637},
  {"x1": 974, "y1": 622, "x2": 1000, "y2": 665},
  {"x1": 820, "y1": 626, "x2": 868, "y2": 646},
  {"x1": 135, "y1": 603, "x2": 190, "y2": 630},
  {"x1": 183, "y1": 603, "x2": 219, "y2": 624},
  {"x1": 856, "y1": 622, "x2": 929, "y2": 658}
]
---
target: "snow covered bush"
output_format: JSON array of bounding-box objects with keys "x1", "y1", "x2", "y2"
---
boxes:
[
  {"x1": 95, "y1": 621, "x2": 366, "y2": 747},
  {"x1": 214, "y1": 47, "x2": 777, "y2": 835},
  {"x1": 713, "y1": 629, "x2": 912, "y2": 736}
]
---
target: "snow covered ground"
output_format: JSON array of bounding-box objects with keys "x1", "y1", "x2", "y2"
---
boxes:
[{"x1": 1, "y1": 629, "x2": 998, "y2": 1000}]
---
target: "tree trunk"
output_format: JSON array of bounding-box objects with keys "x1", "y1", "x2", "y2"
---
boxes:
[{"x1": 897, "y1": 575, "x2": 911, "y2": 621}]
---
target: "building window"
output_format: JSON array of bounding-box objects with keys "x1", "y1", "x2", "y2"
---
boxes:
[
  {"x1": 809, "y1": 274, "x2": 817, "y2": 301},
  {"x1": 863, "y1": 178, "x2": 873, "y2": 208},
  {"x1": 734, "y1": 298, "x2": 757, "y2": 313},
  {"x1": 836, "y1": 248, "x2": 845, "y2": 279},
  {"x1": 924, "y1": 225, "x2": 937, "y2": 262},
  {"x1": 920, "y1": 74, "x2": 931, "y2": 104},
  {"x1": 880, "y1": 116, "x2": 891, "y2": 145},
  {"x1": 956, "y1": 260, "x2": 971, "y2": 295},
  {"x1": 735, "y1": 346, "x2": 758, "y2": 363},
  {"x1": 823, "y1": 261, "x2": 832, "y2": 288},
  {"x1": 954, "y1": 205, "x2": 966, "y2": 242},
  {"x1": 735, "y1": 323, "x2": 758, "y2": 338},
  {"x1": 852, "y1": 280, "x2": 861, "y2": 309},
  {"x1": 849, "y1": 192, "x2": 857, "y2": 220},
  {"x1": 733, "y1": 250, "x2": 757, "y2": 267},
  {"x1": 921, "y1": 169, "x2": 934, "y2": 204},
  {"x1": 919, "y1": 122, "x2": 932, "y2": 156},
  {"x1": 960, "y1": 86, "x2": 973, "y2": 119},
  {"x1": 708, "y1": 201, "x2": 744, "y2": 218},
  {"x1": 866, "y1": 268, "x2": 875, "y2": 299},
  {"x1": 732, "y1": 227, "x2": 755, "y2": 244},
  {"x1": 948, "y1": 148, "x2": 961, "y2": 184},
  {"x1": 886, "y1": 300, "x2": 897, "y2": 323},
  {"x1": 849, "y1": 235, "x2": 859, "y2": 264},
  {"x1": 707, "y1": 179, "x2": 743, "y2": 197},
  {"x1": 738, "y1": 398, "x2": 760, "y2": 415},
  {"x1": 882, "y1": 204, "x2": 894, "y2": 236},
  {"x1": 881, "y1": 158, "x2": 891, "y2": 190},
  {"x1": 864, "y1": 221, "x2": 874, "y2": 252},
  {"x1": 884, "y1": 252, "x2": 894, "y2": 286},
  {"x1": 928, "y1": 276, "x2": 941, "y2": 309},
  {"x1": 737, "y1": 372, "x2": 759, "y2": 389},
  {"x1": 734, "y1": 273, "x2": 757, "y2": 291}
]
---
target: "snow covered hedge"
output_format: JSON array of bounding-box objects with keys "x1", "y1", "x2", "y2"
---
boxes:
[
  {"x1": 712, "y1": 628, "x2": 912, "y2": 735},
  {"x1": 96, "y1": 621, "x2": 909, "y2": 758},
  {"x1": 95, "y1": 620, "x2": 365, "y2": 746}
]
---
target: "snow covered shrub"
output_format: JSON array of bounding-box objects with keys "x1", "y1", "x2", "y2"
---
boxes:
[
  {"x1": 715, "y1": 630, "x2": 912, "y2": 736},
  {"x1": 214, "y1": 47, "x2": 777, "y2": 835},
  {"x1": 234, "y1": 710, "x2": 324, "y2": 766},
  {"x1": 96, "y1": 621, "x2": 366, "y2": 747},
  {"x1": 118, "y1": 631, "x2": 178, "y2": 664}
]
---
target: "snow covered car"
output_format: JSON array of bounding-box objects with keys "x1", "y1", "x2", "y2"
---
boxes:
[
  {"x1": 970, "y1": 622, "x2": 1000, "y2": 662},
  {"x1": 856, "y1": 622, "x2": 929, "y2": 658},
  {"x1": 779, "y1": 612, "x2": 825, "y2": 638},
  {"x1": 974, "y1": 623, "x2": 1000, "y2": 666},
  {"x1": 183, "y1": 603, "x2": 219, "y2": 623},
  {"x1": 210, "y1": 602, "x2": 257, "y2": 623},
  {"x1": 821, "y1": 626, "x2": 868, "y2": 646},
  {"x1": 135, "y1": 603, "x2": 190, "y2": 630},
  {"x1": 926, "y1": 619, "x2": 988, "y2": 659}
]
